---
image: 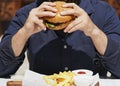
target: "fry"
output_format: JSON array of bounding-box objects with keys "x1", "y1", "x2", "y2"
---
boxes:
[{"x1": 43, "y1": 71, "x2": 76, "y2": 86}]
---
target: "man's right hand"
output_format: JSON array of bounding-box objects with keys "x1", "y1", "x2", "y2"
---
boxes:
[
  {"x1": 22, "y1": 2, "x2": 57, "y2": 37},
  {"x1": 11, "y1": 2, "x2": 57, "y2": 57}
]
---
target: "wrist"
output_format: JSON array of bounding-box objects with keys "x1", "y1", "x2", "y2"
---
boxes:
[
  {"x1": 89, "y1": 26, "x2": 101, "y2": 38},
  {"x1": 20, "y1": 27, "x2": 32, "y2": 39}
]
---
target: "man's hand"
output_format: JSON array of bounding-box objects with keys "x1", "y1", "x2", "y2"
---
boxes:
[
  {"x1": 60, "y1": 3, "x2": 107, "y2": 55},
  {"x1": 22, "y1": 2, "x2": 57, "y2": 36},
  {"x1": 61, "y1": 3, "x2": 98, "y2": 37},
  {"x1": 12, "y1": 2, "x2": 57, "y2": 57}
]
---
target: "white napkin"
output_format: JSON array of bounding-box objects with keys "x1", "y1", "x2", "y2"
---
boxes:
[
  {"x1": 22, "y1": 70, "x2": 50, "y2": 86},
  {"x1": 22, "y1": 70, "x2": 99, "y2": 86}
]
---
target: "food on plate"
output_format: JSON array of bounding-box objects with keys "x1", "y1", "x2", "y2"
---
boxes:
[
  {"x1": 77, "y1": 71, "x2": 86, "y2": 74},
  {"x1": 72, "y1": 69, "x2": 93, "y2": 76},
  {"x1": 7, "y1": 81, "x2": 22, "y2": 86},
  {"x1": 43, "y1": 1, "x2": 75, "y2": 30},
  {"x1": 43, "y1": 69, "x2": 97, "y2": 86},
  {"x1": 6, "y1": 70, "x2": 99, "y2": 86},
  {"x1": 43, "y1": 71, "x2": 76, "y2": 86}
]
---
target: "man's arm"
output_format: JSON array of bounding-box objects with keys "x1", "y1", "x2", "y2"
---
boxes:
[
  {"x1": 62, "y1": 3, "x2": 107, "y2": 55},
  {"x1": 88, "y1": 26, "x2": 107, "y2": 55},
  {"x1": 11, "y1": 2, "x2": 57, "y2": 57}
]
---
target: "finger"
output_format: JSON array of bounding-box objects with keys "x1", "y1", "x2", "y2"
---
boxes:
[
  {"x1": 39, "y1": 5, "x2": 57, "y2": 12},
  {"x1": 62, "y1": 3, "x2": 76, "y2": 8},
  {"x1": 32, "y1": 17, "x2": 46, "y2": 29},
  {"x1": 61, "y1": 8, "x2": 83, "y2": 17},
  {"x1": 61, "y1": 3, "x2": 83, "y2": 16},
  {"x1": 36, "y1": 11, "x2": 56, "y2": 17},
  {"x1": 60, "y1": 3, "x2": 75, "y2": 16},
  {"x1": 38, "y1": 20, "x2": 46, "y2": 30},
  {"x1": 64, "y1": 18, "x2": 82, "y2": 32},
  {"x1": 36, "y1": 26, "x2": 46, "y2": 32},
  {"x1": 67, "y1": 24, "x2": 81, "y2": 33},
  {"x1": 60, "y1": 9, "x2": 75, "y2": 16},
  {"x1": 41, "y1": 2, "x2": 56, "y2": 7}
]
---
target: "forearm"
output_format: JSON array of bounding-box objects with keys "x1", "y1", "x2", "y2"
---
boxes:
[
  {"x1": 12, "y1": 27, "x2": 31, "y2": 57},
  {"x1": 90, "y1": 26, "x2": 108, "y2": 55}
]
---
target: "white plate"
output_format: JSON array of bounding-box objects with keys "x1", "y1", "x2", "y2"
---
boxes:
[{"x1": 22, "y1": 70, "x2": 99, "y2": 86}]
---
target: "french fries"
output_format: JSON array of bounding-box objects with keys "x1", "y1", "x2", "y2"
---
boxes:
[{"x1": 43, "y1": 71, "x2": 76, "y2": 86}]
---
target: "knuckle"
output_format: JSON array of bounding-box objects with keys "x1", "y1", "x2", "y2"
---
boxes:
[
  {"x1": 30, "y1": 8, "x2": 36, "y2": 14},
  {"x1": 31, "y1": 8, "x2": 36, "y2": 12},
  {"x1": 43, "y1": 2, "x2": 49, "y2": 5},
  {"x1": 72, "y1": 3, "x2": 75, "y2": 6},
  {"x1": 43, "y1": 2, "x2": 47, "y2": 4}
]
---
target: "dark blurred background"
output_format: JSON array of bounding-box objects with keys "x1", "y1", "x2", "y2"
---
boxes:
[{"x1": 0, "y1": 0, "x2": 120, "y2": 37}]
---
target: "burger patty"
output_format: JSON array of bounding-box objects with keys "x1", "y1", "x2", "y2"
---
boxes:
[
  {"x1": 45, "y1": 21, "x2": 63, "y2": 27},
  {"x1": 45, "y1": 20, "x2": 72, "y2": 28}
]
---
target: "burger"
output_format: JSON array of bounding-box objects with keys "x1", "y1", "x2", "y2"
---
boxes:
[{"x1": 43, "y1": 1, "x2": 75, "y2": 30}]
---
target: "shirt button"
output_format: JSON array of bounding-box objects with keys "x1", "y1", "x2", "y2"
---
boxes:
[
  {"x1": 65, "y1": 67, "x2": 68, "y2": 71},
  {"x1": 64, "y1": 45, "x2": 67, "y2": 49}
]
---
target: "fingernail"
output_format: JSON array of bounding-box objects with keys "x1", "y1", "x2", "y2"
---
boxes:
[
  {"x1": 62, "y1": 4, "x2": 66, "y2": 7},
  {"x1": 52, "y1": 13, "x2": 56, "y2": 16},
  {"x1": 68, "y1": 31, "x2": 71, "y2": 33},
  {"x1": 43, "y1": 28, "x2": 46, "y2": 31},
  {"x1": 54, "y1": 9, "x2": 57, "y2": 12},
  {"x1": 60, "y1": 12, "x2": 64, "y2": 15},
  {"x1": 64, "y1": 30, "x2": 67, "y2": 33}
]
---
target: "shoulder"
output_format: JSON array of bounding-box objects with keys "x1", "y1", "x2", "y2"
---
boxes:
[
  {"x1": 10, "y1": 2, "x2": 37, "y2": 26},
  {"x1": 88, "y1": 0, "x2": 119, "y2": 29},
  {"x1": 16, "y1": 2, "x2": 37, "y2": 18},
  {"x1": 7, "y1": 2, "x2": 37, "y2": 31},
  {"x1": 91, "y1": 0, "x2": 117, "y2": 20},
  {"x1": 92, "y1": 0, "x2": 116, "y2": 12}
]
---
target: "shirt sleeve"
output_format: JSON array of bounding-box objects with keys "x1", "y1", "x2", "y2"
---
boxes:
[
  {"x1": 0, "y1": 3, "x2": 35, "y2": 78},
  {"x1": 99, "y1": 4, "x2": 120, "y2": 78},
  {"x1": 0, "y1": 8, "x2": 27, "y2": 78},
  {"x1": 0, "y1": 37, "x2": 25, "y2": 78}
]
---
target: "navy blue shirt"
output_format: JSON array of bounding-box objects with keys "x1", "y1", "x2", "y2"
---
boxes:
[{"x1": 0, "y1": 0, "x2": 120, "y2": 78}]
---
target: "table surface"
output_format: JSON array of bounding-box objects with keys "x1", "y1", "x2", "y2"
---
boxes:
[{"x1": 0, "y1": 78, "x2": 120, "y2": 86}]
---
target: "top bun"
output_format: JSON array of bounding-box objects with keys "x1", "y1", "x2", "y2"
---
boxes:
[{"x1": 44, "y1": 1, "x2": 73, "y2": 23}]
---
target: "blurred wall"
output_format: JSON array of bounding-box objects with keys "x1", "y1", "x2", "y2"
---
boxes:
[
  {"x1": 104, "y1": 0, "x2": 120, "y2": 17},
  {"x1": 0, "y1": 0, "x2": 35, "y2": 37}
]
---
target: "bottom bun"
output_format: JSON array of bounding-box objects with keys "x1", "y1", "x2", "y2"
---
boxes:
[{"x1": 46, "y1": 21, "x2": 71, "y2": 30}]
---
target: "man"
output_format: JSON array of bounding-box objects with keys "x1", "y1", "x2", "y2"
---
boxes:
[{"x1": 0, "y1": 0, "x2": 120, "y2": 78}]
